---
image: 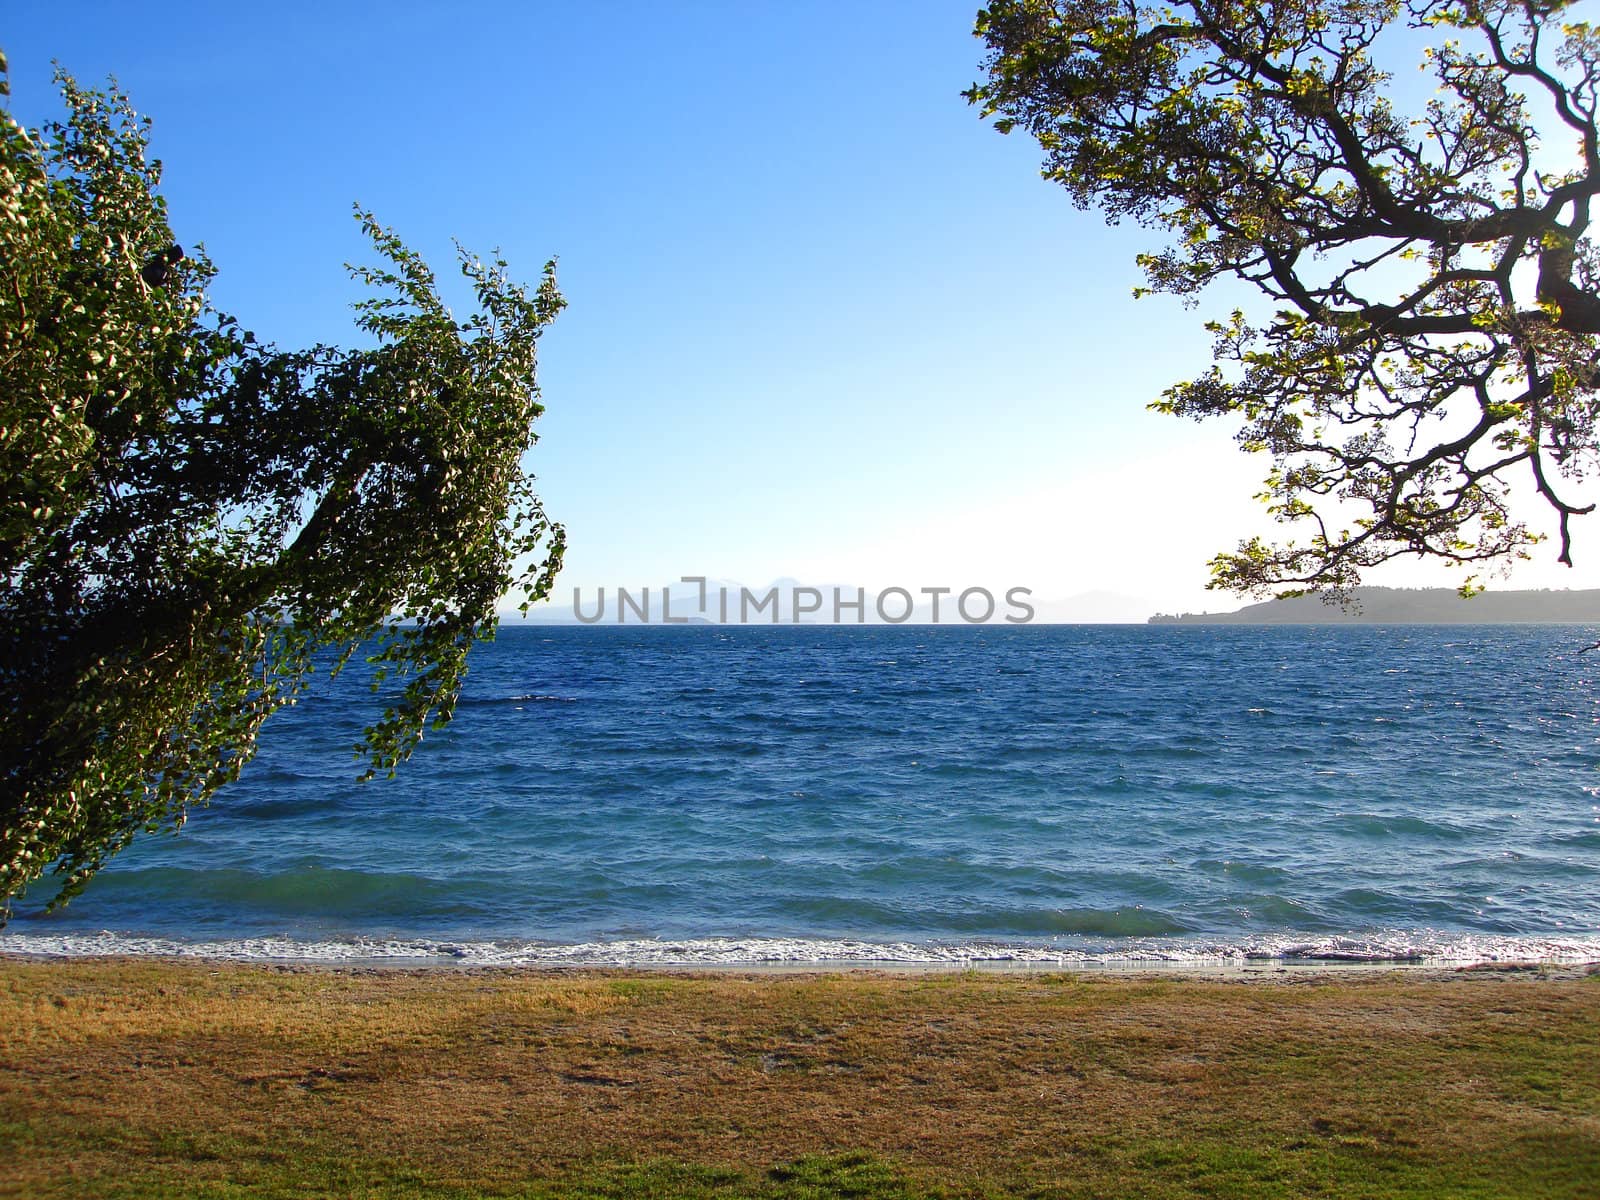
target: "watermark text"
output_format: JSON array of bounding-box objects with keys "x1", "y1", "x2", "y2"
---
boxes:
[{"x1": 570, "y1": 578, "x2": 1035, "y2": 625}]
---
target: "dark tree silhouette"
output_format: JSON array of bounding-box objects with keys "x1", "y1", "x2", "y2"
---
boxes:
[{"x1": 139, "y1": 243, "x2": 184, "y2": 288}]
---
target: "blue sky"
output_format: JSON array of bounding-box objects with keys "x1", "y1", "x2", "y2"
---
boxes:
[{"x1": 8, "y1": 2, "x2": 1598, "y2": 619}]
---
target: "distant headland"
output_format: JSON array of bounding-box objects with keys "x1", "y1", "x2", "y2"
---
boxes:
[{"x1": 1147, "y1": 587, "x2": 1600, "y2": 624}]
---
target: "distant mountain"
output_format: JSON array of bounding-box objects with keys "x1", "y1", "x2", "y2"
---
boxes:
[{"x1": 1147, "y1": 587, "x2": 1600, "y2": 624}]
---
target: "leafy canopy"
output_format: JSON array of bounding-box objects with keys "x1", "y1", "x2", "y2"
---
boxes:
[
  {"x1": 969, "y1": 0, "x2": 1600, "y2": 596},
  {"x1": 0, "y1": 58, "x2": 565, "y2": 914}
]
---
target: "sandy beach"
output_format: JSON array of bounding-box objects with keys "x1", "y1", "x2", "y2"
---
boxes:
[{"x1": 3, "y1": 955, "x2": 1596, "y2": 1198}]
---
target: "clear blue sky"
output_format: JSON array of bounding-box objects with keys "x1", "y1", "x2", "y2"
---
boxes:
[{"x1": 7, "y1": 2, "x2": 1596, "y2": 617}]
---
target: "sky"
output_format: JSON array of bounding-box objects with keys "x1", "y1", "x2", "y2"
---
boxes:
[{"x1": 8, "y1": 1, "x2": 1600, "y2": 620}]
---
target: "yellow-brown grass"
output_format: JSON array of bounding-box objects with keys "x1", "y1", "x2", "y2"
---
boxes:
[{"x1": 1, "y1": 959, "x2": 1597, "y2": 1198}]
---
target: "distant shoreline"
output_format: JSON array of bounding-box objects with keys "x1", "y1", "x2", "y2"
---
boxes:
[{"x1": 1148, "y1": 585, "x2": 1600, "y2": 624}]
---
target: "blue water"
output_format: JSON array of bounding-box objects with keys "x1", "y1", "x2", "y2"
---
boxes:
[{"x1": 6, "y1": 624, "x2": 1600, "y2": 966}]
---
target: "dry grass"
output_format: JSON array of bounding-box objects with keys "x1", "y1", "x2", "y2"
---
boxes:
[{"x1": 1, "y1": 959, "x2": 1597, "y2": 1198}]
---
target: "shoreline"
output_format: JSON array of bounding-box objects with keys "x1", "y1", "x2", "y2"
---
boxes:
[
  {"x1": 5, "y1": 949, "x2": 1597, "y2": 982},
  {"x1": 8, "y1": 928, "x2": 1600, "y2": 981},
  {"x1": 7, "y1": 926, "x2": 1600, "y2": 972}
]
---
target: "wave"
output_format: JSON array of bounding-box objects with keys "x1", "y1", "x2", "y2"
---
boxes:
[
  {"x1": 458, "y1": 693, "x2": 578, "y2": 706},
  {"x1": 4, "y1": 930, "x2": 1597, "y2": 968}
]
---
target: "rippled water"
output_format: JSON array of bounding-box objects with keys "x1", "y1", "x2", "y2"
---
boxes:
[{"x1": 6, "y1": 624, "x2": 1600, "y2": 966}]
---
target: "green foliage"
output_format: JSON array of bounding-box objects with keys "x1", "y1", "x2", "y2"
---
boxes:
[
  {"x1": 970, "y1": 0, "x2": 1600, "y2": 598},
  {"x1": 0, "y1": 62, "x2": 565, "y2": 914}
]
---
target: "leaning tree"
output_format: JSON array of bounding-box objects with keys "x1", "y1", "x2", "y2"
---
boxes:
[
  {"x1": 969, "y1": 0, "x2": 1600, "y2": 596},
  {"x1": 1, "y1": 59, "x2": 565, "y2": 913}
]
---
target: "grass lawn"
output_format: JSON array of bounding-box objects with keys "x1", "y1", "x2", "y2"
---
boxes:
[{"x1": 1, "y1": 959, "x2": 1596, "y2": 1198}]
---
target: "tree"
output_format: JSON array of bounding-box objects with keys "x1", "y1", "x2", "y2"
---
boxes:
[
  {"x1": 968, "y1": 0, "x2": 1600, "y2": 597},
  {"x1": 0, "y1": 58, "x2": 566, "y2": 915}
]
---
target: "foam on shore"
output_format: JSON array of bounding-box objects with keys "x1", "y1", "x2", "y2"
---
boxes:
[{"x1": 3, "y1": 929, "x2": 1598, "y2": 970}]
